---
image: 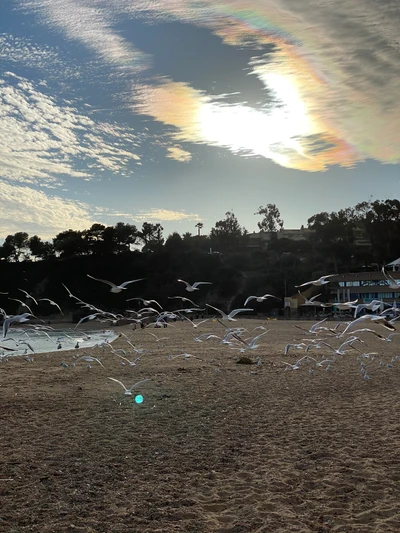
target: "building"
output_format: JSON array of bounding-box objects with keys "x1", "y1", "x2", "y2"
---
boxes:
[
  {"x1": 248, "y1": 228, "x2": 315, "y2": 249},
  {"x1": 329, "y1": 268, "x2": 400, "y2": 304}
]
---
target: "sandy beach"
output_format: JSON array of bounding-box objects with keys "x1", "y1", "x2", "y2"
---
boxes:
[{"x1": 1, "y1": 319, "x2": 399, "y2": 533}]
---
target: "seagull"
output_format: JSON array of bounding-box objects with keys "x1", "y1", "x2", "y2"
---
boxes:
[
  {"x1": 72, "y1": 355, "x2": 104, "y2": 368},
  {"x1": 295, "y1": 275, "x2": 336, "y2": 288},
  {"x1": 126, "y1": 298, "x2": 163, "y2": 310},
  {"x1": 297, "y1": 291, "x2": 323, "y2": 307},
  {"x1": 353, "y1": 300, "x2": 384, "y2": 318},
  {"x1": 168, "y1": 296, "x2": 199, "y2": 307},
  {"x1": 87, "y1": 274, "x2": 145, "y2": 293},
  {"x1": 3, "y1": 313, "x2": 34, "y2": 338},
  {"x1": 319, "y1": 337, "x2": 364, "y2": 355},
  {"x1": 340, "y1": 315, "x2": 396, "y2": 335},
  {"x1": 206, "y1": 304, "x2": 253, "y2": 321},
  {"x1": 8, "y1": 298, "x2": 34, "y2": 315},
  {"x1": 167, "y1": 353, "x2": 202, "y2": 361},
  {"x1": 381, "y1": 267, "x2": 400, "y2": 290},
  {"x1": 179, "y1": 315, "x2": 211, "y2": 328},
  {"x1": 244, "y1": 294, "x2": 280, "y2": 306},
  {"x1": 17, "y1": 289, "x2": 38, "y2": 305},
  {"x1": 108, "y1": 377, "x2": 151, "y2": 395},
  {"x1": 242, "y1": 331, "x2": 269, "y2": 350},
  {"x1": 284, "y1": 343, "x2": 307, "y2": 355},
  {"x1": 293, "y1": 317, "x2": 329, "y2": 335},
  {"x1": 37, "y1": 298, "x2": 64, "y2": 315},
  {"x1": 177, "y1": 280, "x2": 212, "y2": 292}
]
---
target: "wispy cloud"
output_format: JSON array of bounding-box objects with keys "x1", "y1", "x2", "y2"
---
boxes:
[
  {"x1": 0, "y1": 181, "x2": 96, "y2": 238},
  {"x1": 0, "y1": 73, "x2": 141, "y2": 183},
  {"x1": 134, "y1": 208, "x2": 201, "y2": 222}
]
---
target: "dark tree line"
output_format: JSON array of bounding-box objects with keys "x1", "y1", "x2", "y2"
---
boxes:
[{"x1": 0, "y1": 200, "x2": 399, "y2": 317}]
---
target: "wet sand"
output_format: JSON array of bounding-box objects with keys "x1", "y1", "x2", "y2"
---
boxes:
[{"x1": 1, "y1": 319, "x2": 399, "y2": 533}]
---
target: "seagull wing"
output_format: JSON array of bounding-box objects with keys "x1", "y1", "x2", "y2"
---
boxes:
[
  {"x1": 18, "y1": 289, "x2": 38, "y2": 305},
  {"x1": 177, "y1": 279, "x2": 191, "y2": 289},
  {"x1": 192, "y1": 282, "x2": 212, "y2": 288},
  {"x1": 87, "y1": 274, "x2": 117, "y2": 289},
  {"x1": 127, "y1": 378, "x2": 151, "y2": 392},
  {"x1": 9, "y1": 299, "x2": 33, "y2": 315},
  {"x1": 295, "y1": 281, "x2": 313, "y2": 288},
  {"x1": 206, "y1": 304, "x2": 226, "y2": 318},
  {"x1": 119, "y1": 278, "x2": 145, "y2": 288},
  {"x1": 108, "y1": 377, "x2": 128, "y2": 391},
  {"x1": 244, "y1": 296, "x2": 255, "y2": 306},
  {"x1": 261, "y1": 294, "x2": 280, "y2": 300},
  {"x1": 228, "y1": 308, "x2": 253, "y2": 319}
]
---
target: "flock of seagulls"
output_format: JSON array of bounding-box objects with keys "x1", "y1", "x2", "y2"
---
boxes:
[{"x1": 1, "y1": 272, "x2": 399, "y2": 400}]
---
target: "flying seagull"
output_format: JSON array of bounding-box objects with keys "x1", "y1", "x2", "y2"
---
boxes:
[
  {"x1": 87, "y1": 274, "x2": 145, "y2": 293},
  {"x1": 244, "y1": 294, "x2": 280, "y2": 306},
  {"x1": 3, "y1": 313, "x2": 34, "y2": 338},
  {"x1": 126, "y1": 297, "x2": 163, "y2": 310},
  {"x1": 295, "y1": 275, "x2": 336, "y2": 288},
  {"x1": 18, "y1": 289, "x2": 38, "y2": 305},
  {"x1": 108, "y1": 377, "x2": 151, "y2": 395},
  {"x1": 38, "y1": 298, "x2": 64, "y2": 315},
  {"x1": 177, "y1": 279, "x2": 212, "y2": 292},
  {"x1": 206, "y1": 304, "x2": 253, "y2": 321}
]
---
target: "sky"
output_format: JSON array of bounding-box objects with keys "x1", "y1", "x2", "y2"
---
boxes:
[{"x1": 1, "y1": 0, "x2": 400, "y2": 240}]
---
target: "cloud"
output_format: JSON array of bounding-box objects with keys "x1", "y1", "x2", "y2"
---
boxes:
[
  {"x1": 0, "y1": 181, "x2": 97, "y2": 239},
  {"x1": 14, "y1": 0, "x2": 400, "y2": 171},
  {"x1": 134, "y1": 208, "x2": 202, "y2": 222},
  {"x1": 20, "y1": 0, "x2": 151, "y2": 71},
  {"x1": 0, "y1": 73, "x2": 141, "y2": 183}
]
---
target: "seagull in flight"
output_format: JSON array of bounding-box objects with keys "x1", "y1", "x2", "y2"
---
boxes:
[
  {"x1": 126, "y1": 297, "x2": 162, "y2": 310},
  {"x1": 168, "y1": 296, "x2": 199, "y2": 307},
  {"x1": 244, "y1": 294, "x2": 280, "y2": 306},
  {"x1": 177, "y1": 279, "x2": 212, "y2": 292},
  {"x1": 108, "y1": 377, "x2": 151, "y2": 395},
  {"x1": 8, "y1": 298, "x2": 34, "y2": 315},
  {"x1": 295, "y1": 275, "x2": 336, "y2": 288},
  {"x1": 18, "y1": 289, "x2": 38, "y2": 305},
  {"x1": 206, "y1": 304, "x2": 253, "y2": 321},
  {"x1": 3, "y1": 313, "x2": 34, "y2": 338},
  {"x1": 38, "y1": 298, "x2": 64, "y2": 315},
  {"x1": 381, "y1": 267, "x2": 400, "y2": 290},
  {"x1": 87, "y1": 274, "x2": 145, "y2": 293}
]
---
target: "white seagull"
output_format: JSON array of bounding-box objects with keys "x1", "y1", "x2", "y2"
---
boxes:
[
  {"x1": 3, "y1": 313, "x2": 34, "y2": 338},
  {"x1": 18, "y1": 289, "x2": 38, "y2": 305},
  {"x1": 244, "y1": 294, "x2": 280, "y2": 306},
  {"x1": 108, "y1": 377, "x2": 151, "y2": 395},
  {"x1": 381, "y1": 267, "x2": 400, "y2": 290},
  {"x1": 295, "y1": 275, "x2": 336, "y2": 288},
  {"x1": 126, "y1": 297, "x2": 163, "y2": 310},
  {"x1": 38, "y1": 298, "x2": 64, "y2": 315},
  {"x1": 177, "y1": 279, "x2": 212, "y2": 292},
  {"x1": 8, "y1": 298, "x2": 34, "y2": 315},
  {"x1": 87, "y1": 274, "x2": 145, "y2": 293},
  {"x1": 206, "y1": 304, "x2": 253, "y2": 321}
]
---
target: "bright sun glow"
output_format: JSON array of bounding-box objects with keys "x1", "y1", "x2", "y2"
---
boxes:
[{"x1": 198, "y1": 73, "x2": 312, "y2": 163}]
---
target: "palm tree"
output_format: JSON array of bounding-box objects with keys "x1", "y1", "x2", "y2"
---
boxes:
[{"x1": 195, "y1": 222, "x2": 204, "y2": 236}]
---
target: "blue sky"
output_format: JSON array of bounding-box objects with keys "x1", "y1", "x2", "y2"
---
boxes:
[{"x1": 1, "y1": 0, "x2": 400, "y2": 239}]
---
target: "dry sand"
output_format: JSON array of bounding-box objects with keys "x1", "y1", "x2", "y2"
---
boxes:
[{"x1": 1, "y1": 319, "x2": 400, "y2": 533}]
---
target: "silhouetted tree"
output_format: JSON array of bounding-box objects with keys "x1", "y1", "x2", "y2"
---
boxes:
[
  {"x1": 255, "y1": 204, "x2": 284, "y2": 232},
  {"x1": 210, "y1": 211, "x2": 247, "y2": 252}
]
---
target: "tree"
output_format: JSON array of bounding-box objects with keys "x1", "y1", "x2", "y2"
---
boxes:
[
  {"x1": 210, "y1": 211, "x2": 247, "y2": 251},
  {"x1": 28, "y1": 235, "x2": 54, "y2": 260},
  {"x1": 53, "y1": 229, "x2": 86, "y2": 258},
  {"x1": 195, "y1": 222, "x2": 204, "y2": 236},
  {"x1": 83, "y1": 224, "x2": 106, "y2": 254},
  {"x1": 139, "y1": 222, "x2": 164, "y2": 252},
  {"x1": 2, "y1": 232, "x2": 30, "y2": 261},
  {"x1": 255, "y1": 204, "x2": 284, "y2": 232}
]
